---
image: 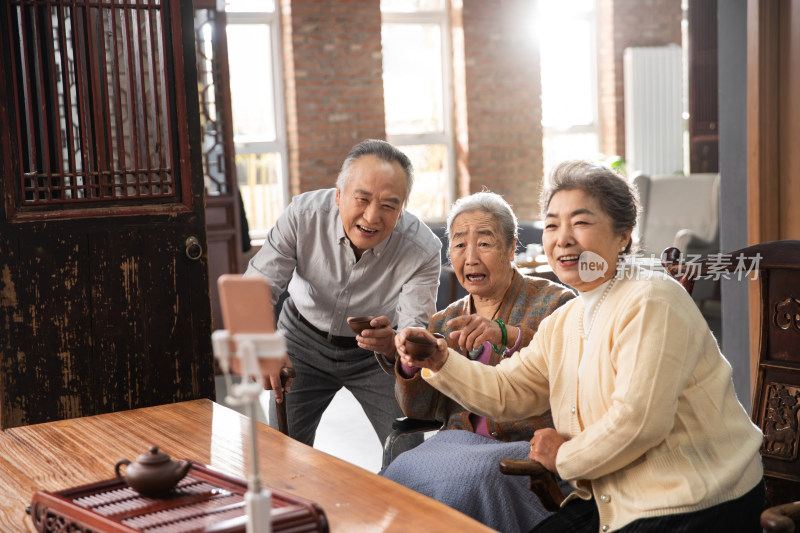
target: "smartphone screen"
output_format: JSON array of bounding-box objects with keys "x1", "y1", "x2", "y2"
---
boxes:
[{"x1": 217, "y1": 274, "x2": 276, "y2": 334}]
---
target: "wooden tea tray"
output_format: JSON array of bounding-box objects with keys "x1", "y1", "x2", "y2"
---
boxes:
[{"x1": 29, "y1": 461, "x2": 328, "y2": 533}]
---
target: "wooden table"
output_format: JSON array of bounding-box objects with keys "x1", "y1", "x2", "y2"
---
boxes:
[{"x1": 0, "y1": 399, "x2": 494, "y2": 532}]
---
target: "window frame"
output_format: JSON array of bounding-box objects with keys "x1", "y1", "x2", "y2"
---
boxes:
[
  {"x1": 381, "y1": 5, "x2": 455, "y2": 224},
  {"x1": 225, "y1": 6, "x2": 289, "y2": 240},
  {"x1": 539, "y1": 1, "x2": 600, "y2": 174}
]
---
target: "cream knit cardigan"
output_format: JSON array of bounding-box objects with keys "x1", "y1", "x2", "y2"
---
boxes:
[{"x1": 424, "y1": 270, "x2": 763, "y2": 532}]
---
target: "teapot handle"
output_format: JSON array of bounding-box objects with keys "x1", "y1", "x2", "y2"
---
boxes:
[{"x1": 114, "y1": 458, "x2": 131, "y2": 479}]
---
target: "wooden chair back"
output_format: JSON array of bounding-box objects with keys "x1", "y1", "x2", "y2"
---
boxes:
[
  {"x1": 276, "y1": 367, "x2": 296, "y2": 435},
  {"x1": 663, "y1": 240, "x2": 800, "y2": 510}
]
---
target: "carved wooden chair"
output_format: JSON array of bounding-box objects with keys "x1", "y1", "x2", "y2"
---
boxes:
[{"x1": 498, "y1": 241, "x2": 800, "y2": 527}]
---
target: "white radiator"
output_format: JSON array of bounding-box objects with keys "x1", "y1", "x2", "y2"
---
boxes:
[{"x1": 623, "y1": 44, "x2": 684, "y2": 176}]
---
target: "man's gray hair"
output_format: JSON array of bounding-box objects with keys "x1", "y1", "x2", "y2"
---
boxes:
[
  {"x1": 336, "y1": 139, "x2": 414, "y2": 207},
  {"x1": 445, "y1": 190, "x2": 518, "y2": 259}
]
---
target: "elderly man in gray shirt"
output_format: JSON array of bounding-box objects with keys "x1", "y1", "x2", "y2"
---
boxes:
[{"x1": 245, "y1": 139, "x2": 441, "y2": 459}]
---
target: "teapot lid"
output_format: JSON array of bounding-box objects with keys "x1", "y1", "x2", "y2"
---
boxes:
[{"x1": 136, "y1": 446, "x2": 171, "y2": 465}]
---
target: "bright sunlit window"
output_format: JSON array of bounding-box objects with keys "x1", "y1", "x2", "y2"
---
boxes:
[
  {"x1": 225, "y1": 0, "x2": 275, "y2": 13},
  {"x1": 226, "y1": 2, "x2": 288, "y2": 242},
  {"x1": 537, "y1": 0, "x2": 600, "y2": 178},
  {"x1": 381, "y1": 0, "x2": 453, "y2": 222}
]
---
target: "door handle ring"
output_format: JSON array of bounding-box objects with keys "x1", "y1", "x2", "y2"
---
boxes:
[{"x1": 185, "y1": 236, "x2": 203, "y2": 261}]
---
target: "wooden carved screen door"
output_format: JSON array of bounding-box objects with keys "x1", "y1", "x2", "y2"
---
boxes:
[{"x1": 0, "y1": 0, "x2": 214, "y2": 429}]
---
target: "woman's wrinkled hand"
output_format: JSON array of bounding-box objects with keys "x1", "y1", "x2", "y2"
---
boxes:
[
  {"x1": 395, "y1": 327, "x2": 449, "y2": 372},
  {"x1": 528, "y1": 428, "x2": 565, "y2": 473},
  {"x1": 445, "y1": 314, "x2": 503, "y2": 354}
]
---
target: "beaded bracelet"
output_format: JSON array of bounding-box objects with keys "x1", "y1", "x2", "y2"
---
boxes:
[{"x1": 492, "y1": 318, "x2": 507, "y2": 354}]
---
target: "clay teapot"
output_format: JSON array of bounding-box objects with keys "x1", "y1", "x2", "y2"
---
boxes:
[{"x1": 115, "y1": 446, "x2": 191, "y2": 497}]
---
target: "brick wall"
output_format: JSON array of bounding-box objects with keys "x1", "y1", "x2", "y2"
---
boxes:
[
  {"x1": 460, "y1": 0, "x2": 543, "y2": 220},
  {"x1": 279, "y1": 0, "x2": 678, "y2": 218},
  {"x1": 598, "y1": 0, "x2": 682, "y2": 159},
  {"x1": 282, "y1": 0, "x2": 544, "y2": 220},
  {"x1": 281, "y1": 0, "x2": 387, "y2": 196}
]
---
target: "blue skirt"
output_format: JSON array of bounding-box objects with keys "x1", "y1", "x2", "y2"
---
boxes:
[{"x1": 381, "y1": 429, "x2": 570, "y2": 533}]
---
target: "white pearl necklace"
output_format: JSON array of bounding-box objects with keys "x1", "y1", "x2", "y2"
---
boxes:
[{"x1": 578, "y1": 277, "x2": 617, "y2": 340}]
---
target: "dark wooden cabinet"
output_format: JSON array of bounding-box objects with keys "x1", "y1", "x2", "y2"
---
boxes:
[{"x1": 0, "y1": 0, "x2": 214, "y2": 428}]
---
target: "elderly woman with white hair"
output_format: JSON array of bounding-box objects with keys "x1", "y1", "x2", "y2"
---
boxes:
[{"x1": 381, "y1": 190, "x2": 575, "y2": 533}]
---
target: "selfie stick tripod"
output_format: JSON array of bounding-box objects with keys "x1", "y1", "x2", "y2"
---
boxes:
[{"x1": 212, "y1": 329, "x2": 286, "y2": 533}]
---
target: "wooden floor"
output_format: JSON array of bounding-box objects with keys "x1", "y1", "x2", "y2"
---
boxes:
[{"x1": 315, "y1": 388, "x2": 384, "y2": 473}]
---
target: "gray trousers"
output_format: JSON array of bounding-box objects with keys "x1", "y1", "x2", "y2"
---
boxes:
[{"x1": 271, "y1": 300, "x2": 422, "y2": 460}]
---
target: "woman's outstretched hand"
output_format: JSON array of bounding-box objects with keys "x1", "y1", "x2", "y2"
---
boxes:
[
  {"x1": 395, "y1": 327, "x2": 449, "y2": 372},
  {"x1": 446, "y1": 314, "x2": 504, "y2": 354},
  {"x1": 528, "y1": 428, "x2": 565, "y2": 473}
]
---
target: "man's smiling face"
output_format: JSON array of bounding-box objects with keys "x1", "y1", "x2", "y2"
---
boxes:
[{"x1": 335, "y1": 155, "x2": 407, "y2": 258}]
